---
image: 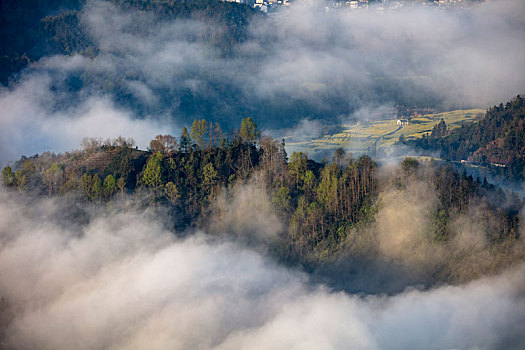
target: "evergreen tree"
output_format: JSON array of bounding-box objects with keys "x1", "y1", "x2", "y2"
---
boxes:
[
  {"x1": 142, "y1": 152, "x2": 163, "y2": 191},
  {"x1": 103, "y1": 174, "x2": 117, "y2": 199},
  {"x1": 179, "y1": 127, "x2": 191, "y2": 153},
  {"x1": 333, "y1": 148, "x2": 346, "y2": 166},
  {"x1": 202, "y1": 162, "x2": 218, "y2": 198},
  {"x1": 431, "y1": 119, "x2": 447, "y2": 138},
  {"x1": 240, "y1": 117, "x2": 259, "y2": 144},
  {"x1": 164, "y1": 181, "x2": 180, "y2": 204},
  {"x1": 1, "y1": 166, "x2": 14, "y2": 187},
  {"x1": 80, "y1": 174, "x2": 93, "y2": 200},
  {"x1": 91, "y1": 174, "x2": 103, "y2": 200},
  {"x1": 289, "y1": 152, "x2": 308, "y2": 188}
]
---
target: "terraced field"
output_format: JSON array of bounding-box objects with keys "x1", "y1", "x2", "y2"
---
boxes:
[{"x1": 286, "y1": 109, "x2": 485, "y2": 157}]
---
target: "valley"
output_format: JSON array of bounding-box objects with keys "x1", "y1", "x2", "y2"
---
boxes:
[{"x1": 286, "y1": 109, "x2": 485, "y2": 157}]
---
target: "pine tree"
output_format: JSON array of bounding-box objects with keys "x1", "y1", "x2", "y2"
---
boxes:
[
  {"x1": 91, "y1": 174, "x2": 102, "y2": 200},
  {"x1": 240, "y1": 117, "x2": 259, "y2": 144},
  {"x1": 103, "y1": 174, "x2": 117, "y2": 199},
  {"x1": 164, "y1": 181, "x2": 180, "y2": 204},
  {"x1": 142, "y1": 152, "x2": 164, "y2": 191},
  {"x1": 179, "y1": 127, "x2": 191, "y2": 152},
  {"x1": 1, "y1": 166, "x2": 14, "y2": 187}
]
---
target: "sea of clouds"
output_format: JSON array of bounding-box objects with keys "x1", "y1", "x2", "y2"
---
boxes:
[{"x1": 0, "y1": 187, "x2": 524, "y2": 349}]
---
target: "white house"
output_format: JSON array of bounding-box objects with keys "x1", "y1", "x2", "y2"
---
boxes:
[{"x1": 397, "y1": 119, "x2": 409, "y2": 125}]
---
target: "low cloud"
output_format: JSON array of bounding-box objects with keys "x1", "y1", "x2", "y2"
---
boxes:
[
  {"x1": 0, "y1": 73, "x2": 170, "y2": 164},
  {"x1": 249, "y1": 0, "x2": 525, "y2": 109},
  {"x1": 2, "y1": 0, "x2": 525, "y2": 163},
  {"x1": 0, "y1": 186, "x2": 524, "y2": 349},
  {"x1": 207, "y1": 179, "x2": 283, "y2": 245},
  {"x1": 317, "y1": 162, "x2": 525, "y2": 294}
]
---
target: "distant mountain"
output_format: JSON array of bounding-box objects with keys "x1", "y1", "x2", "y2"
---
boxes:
[
  {"x1": 0, "y1": 0, "x2": 84, "y2": 82},
  {"x1": 406, "y1": 96, "x2": 525, "y2": 180},
  {"x1": 0, "y1": 0, "x2": 258, "y2": 84}
]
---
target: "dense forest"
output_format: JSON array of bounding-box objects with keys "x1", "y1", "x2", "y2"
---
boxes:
[
  {"x1": 404, "y1": 96, "x2": 525, "y2": 180},
  {"x1": 2, "y1": 114, "x2": 523, "y2": 293}
]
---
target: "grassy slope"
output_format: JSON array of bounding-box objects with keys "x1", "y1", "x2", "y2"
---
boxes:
[{"x1": 287, "y1": 109, "x2": 485, "y2": 156}]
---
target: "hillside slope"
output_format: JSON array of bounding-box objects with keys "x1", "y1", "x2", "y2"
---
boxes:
[
  {"x1": 407, "y1": 96, "x2": 525, "y2": 179},
  {"x1": 0, "y1": 0, "x2": 258, "y2": 84},
  {"x1": 2, "y1": 116, "x2": 523, "y2": 293},
  {"x1": 286, "y1": 109, "x2": 485, "y2": 158}
]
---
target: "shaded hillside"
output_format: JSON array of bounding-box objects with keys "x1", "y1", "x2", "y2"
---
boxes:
[
  {"x1": 406, "y1": 96, "x2": 525, "y2": 180},
  {"x1": 0, "y1": 0, "x2": 84, "y2": 82},
  {"x1": 0, "y1": 0, "x2": 259, "y2": 84},
  {"x1": 40, "y1": 11, "x2": 96, "y2": 56}
]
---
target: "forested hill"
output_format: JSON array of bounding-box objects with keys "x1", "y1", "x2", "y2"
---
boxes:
[
  {"x1": 2, "y1": 117, "x2": 523, "y2": 293},
  {"x1": 405, "y1": 96, "x2": 525, "y2": 180},
  {"x1": 0, "y1": 0, "x2": 259, "y2": 84}
]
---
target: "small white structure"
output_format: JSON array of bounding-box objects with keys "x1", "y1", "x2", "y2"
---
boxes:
[{"x1": 397, "y1": 119, "x2": 409, "y2": 125}]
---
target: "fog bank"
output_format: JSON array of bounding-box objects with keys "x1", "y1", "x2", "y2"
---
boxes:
[{"x1": 0, "y1": 188, "x2": 524, "y2": 349}]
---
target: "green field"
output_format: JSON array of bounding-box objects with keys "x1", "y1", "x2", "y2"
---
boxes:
[{"x1": 286, "y1": 109, "x2": 485, "y2": 156}]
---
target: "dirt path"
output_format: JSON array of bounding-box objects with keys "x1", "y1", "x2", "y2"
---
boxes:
[{"x1": 381, "y1": 125, "x2": 403, "y2": 138}]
